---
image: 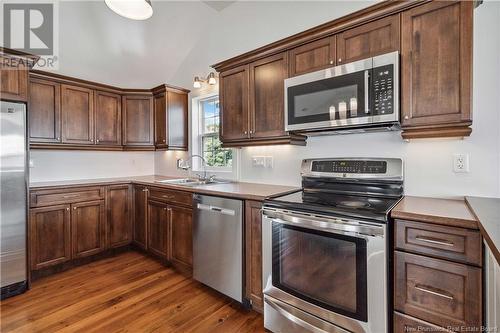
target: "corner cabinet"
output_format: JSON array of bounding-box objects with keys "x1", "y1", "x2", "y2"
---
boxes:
[
  {"x1": 400, "y1": 1, "x2": 473, "y2": 139},
  {"x1": 218, "y1": 53, "x2": 306, "y2": 147},
  {"x1": 122, "y1": 94, "x2": 154, "y2": 149}
]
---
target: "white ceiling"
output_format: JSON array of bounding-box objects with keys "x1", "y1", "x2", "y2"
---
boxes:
[{"x1": 40, "y1": 1, "x2": 375, "y2": 89}]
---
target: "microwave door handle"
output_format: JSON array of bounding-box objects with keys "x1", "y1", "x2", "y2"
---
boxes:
[{"x1": 364, "y1": 70, "x2": 370, "y2": 114}]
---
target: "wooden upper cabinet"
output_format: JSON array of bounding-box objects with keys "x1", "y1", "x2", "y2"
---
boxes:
[
  {"x1": 401, "y1": 1, "x2": 473, "y2": 139},
  {"x1": 95, "y1": 90, "x2": 121, "y2": 146},
  {"x1": 166, "y1": 90, "x2": 189, "y2": 150},
  {"x1": 147, "y1": 200, "x2": 170, "y2": 259},
  {"x1": 220, "y1": 64, "x2": 250, "y2": 142},
  {"x1": 153, "y1": 92, "x2": 167, "y2": 149},
  {"x1": 249, "y1": 52, "x2": 288, "y2": 139},
  {"x1": 122, "y1": 95, "x2": 154, "y2": 147},
  {"x1": 106, "y1": 185, "x2": 132, "y2": 248},
  {"x1": 29, "y1": 204, "x2": 71, "y2": 270},
  {"x1": 169, "y1": 205, "x2": 193, "y2": 273},
  {"x1": 0, "y1": 54, "x2": 29, "y2": 102},
  {"x1": 71, "y1": 200, "x2": 106, "y2": 259},
  {"x1": 133, "y1": 185, "x2": 148, "y2": 251},
  {"x1": 288, "y1": 36, "x2": 336, "y2": 77},
  {"x1": 29, "y1": 77, "x2": 61, "y2": 143},
  {"x1": 61, "y1": 84, "x2": 95, "y2": 145},
  {"x1": 337, "y1": 14, "x2": 400, "y2": 64}
]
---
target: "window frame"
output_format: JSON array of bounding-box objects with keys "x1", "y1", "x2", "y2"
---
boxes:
[{"x1": 191, "y1": 93, "x2": 237, "y2": 176}]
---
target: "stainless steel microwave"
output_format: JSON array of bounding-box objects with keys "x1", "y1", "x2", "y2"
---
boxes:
[{"x1": 285, "y1": 51, "x2": 399, "y2": 133}]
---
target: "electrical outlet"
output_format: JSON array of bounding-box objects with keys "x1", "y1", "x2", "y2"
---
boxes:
[
  {"x1": 265, "y1": 156, "x2": 273, "y2": 169},
  {"x1": 453, "y1": 153, "x2": 470, "y2": 173},
  {"x1": 252, "y1": 156, "x2": 265, "y2": 168}
]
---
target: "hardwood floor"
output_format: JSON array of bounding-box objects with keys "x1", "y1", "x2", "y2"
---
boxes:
[{"x1": 1, "y1": 252, "x2": 265, "y2": 333}]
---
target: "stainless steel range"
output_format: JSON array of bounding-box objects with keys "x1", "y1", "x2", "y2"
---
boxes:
[{"x1": 262, "y1": 158, "x2": 403, "y2": 333}]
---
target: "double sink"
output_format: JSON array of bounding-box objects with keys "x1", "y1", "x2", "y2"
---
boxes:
[{"x1": 156, "y1": 178, "x2": 231, "y2": 187}]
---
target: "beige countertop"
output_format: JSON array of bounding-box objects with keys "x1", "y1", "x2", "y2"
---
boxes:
[
  {"x1": 29, "y1": 175, "x2": 300, "y2": 202},
  {"x1": 466, "y1": 196, "x2": 500, "y2": 265}
]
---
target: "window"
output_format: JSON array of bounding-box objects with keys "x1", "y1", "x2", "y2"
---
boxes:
[{"x1": 198, "y1": 96, "x2": 233, "y2": 169}]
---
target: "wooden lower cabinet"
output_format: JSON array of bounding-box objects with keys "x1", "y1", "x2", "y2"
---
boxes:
[
  {"x1": 106, "y1": 184, "x2": 132, "y2": 248},
  {"x1": 29, "y1": 205, "x2": 72, "y2": 270},
  {"x1": 147, "y1": 200, "x2": 170, "y2": 259},
  {"x1": 394, "y1": 312, "x2": 451, "y2": 332},
  {"x1": 71, "y1": 200, "x2": 106, "y2": 259},
  {"x1": 133, "y1": 185, "x2": 148, "y2": 250},
  {"x1": 169, "y1": 205, "x2": 193, "y2": 273},
  {"x1": 245, "y1": 200, "x2": 263, "y2": 312}
]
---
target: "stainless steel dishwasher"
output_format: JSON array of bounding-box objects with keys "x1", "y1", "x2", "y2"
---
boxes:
[{"x1": 193, "y1": 194, "x2": 243, "y2": 302}]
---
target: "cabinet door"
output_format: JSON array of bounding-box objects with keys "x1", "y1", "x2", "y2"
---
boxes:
[
  {"x1": 401, "y1": 1, "x2": 472, "y2": 133},
  {"x1": 71, "y1": 200, "x2": 105, "y2": 258},
  {"x1": 133, "y1": 185, "x2": 148, "y2": 250},
  {"x1": 147, "y1": 200, "x2": 169, "y2": 259},
  {"x1": 245, "y1": 200, "x2": 263, "y2": 312},
  {"x1": 122, "y1": 95, "x2": 154, "y2": 147},
  {"x1": 169, "y1": 205, "x2": 192, "y2": 273},
  {"x1": 95, "y1": 90, "x2": 121, "y2": 146},
  {"x1": 288, "y1": 36, "x2": 336, "y2": 77},
  {"x1": 166, "y1": 90, "x2": 189, "y2": 150},
  {"x1": 106, "y1": 185, "x2": 132, "y2": 248},
  {"x1": 29, "y1": 205, "x2": 71, "y2": 270},
  {"x1": 394, "y1": 251, "x2": 481, "y2": 329},
  {"x1": 153, "y1": 93, "x2": 167, "y2": 149},
  {"x1": 249, "y1": 53, "x2": 288, "y2": 139},
  {"x1": 220, "y1": 64, "x2": 250, "y2": 142},
  {"x1": 28, "y1": 77, "x2": 61, "y2": 143},
  {"x1": 337, "y1": 14, "x2": 400, "y2": 64},
  {"x1": 0, "y1": 55, "x2": 28, "y2": 102},
  {"x1": 61, "y1": 84, "x2": 95, "y2": 144}
]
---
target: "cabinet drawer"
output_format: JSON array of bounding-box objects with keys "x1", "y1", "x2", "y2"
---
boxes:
[
  {"x1": 148, "y1": 188, "x2": 192, "y2": 207},
  {"x1": 395, "y1": 220, "x2": 482, "y2": 266},
  {"x1": 394, "y1": 312, "x2": 451, "y2": 332},
  {"x1": 30, "y1": 187, "x2": 104, "y2": 207},
  {"x1": 394, "y1": 251, "x2": 481, "y2": 330}
]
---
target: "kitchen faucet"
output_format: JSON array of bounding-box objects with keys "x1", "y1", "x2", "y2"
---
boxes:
[{"x1": 176, "y1": 155, "x2": 215, "y2": 182}]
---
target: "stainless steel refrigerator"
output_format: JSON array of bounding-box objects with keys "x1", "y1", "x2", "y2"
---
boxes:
[{"x1": 0, "y1": 101, "x2": 28, "y2": 299}]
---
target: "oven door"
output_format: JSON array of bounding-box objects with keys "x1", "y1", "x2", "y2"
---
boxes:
[
  {"x1": 262, "y1": 209, "x2": 387, "y2": 333},
  {"x1": 285, "y1": 57, "x2": 372, "y2": 131}
]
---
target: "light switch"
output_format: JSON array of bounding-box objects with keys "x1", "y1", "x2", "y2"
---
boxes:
[{"x1": 252, "y1": 156, "x2": 265, "y2": 168}]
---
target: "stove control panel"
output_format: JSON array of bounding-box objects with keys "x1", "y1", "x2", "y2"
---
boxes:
[{"x1": 311, "y1": 160, "x2": 387, "y2": 174}]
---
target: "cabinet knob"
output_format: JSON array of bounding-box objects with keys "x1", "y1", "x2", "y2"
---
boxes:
[
  {"x1": 66, "y1": 207, "x2": 70, "y2": 211},
  {"x1": 329, "y1": 60, "x2": 334, "y2": 65},
  {"x1": 404, "y1": 116, "x2": 409, "y2": 120},
  {"x1": 163, "y1": 208, "x2": 167, "y2": 211},
  {"x1": 73, "y1": 207, "x2": 77, "y2": 210},
  {"x1": 244, "y1": 131, "x2": 247, "y2": 135},
  {"x1": 162, "y1": 139, "x2": 166, "y2": 143},
  {"x1": 96, "y1": 139, "x2": 100, "y2": 143},
  {"x1": 338, "y1": 58, "x2": 342, "y2": 63},
  {"x1": 57, "y1": 137, "x2": 60, "y2": 141}
]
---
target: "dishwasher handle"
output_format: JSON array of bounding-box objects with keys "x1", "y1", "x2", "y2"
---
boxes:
[{"x1": 196, "y1": 203, "x2": 236, "y2": 216}]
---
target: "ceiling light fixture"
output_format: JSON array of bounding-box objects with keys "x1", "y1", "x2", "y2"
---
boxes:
[
  {"x1": 105, "y1": 0, "x2": 153, "y2": 20},
  {"x1": 193, "y1": 72, "x2": 217, "y2": 89}
]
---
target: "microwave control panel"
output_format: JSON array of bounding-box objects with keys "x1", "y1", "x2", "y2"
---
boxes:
[{"x1": 372, "y1": 64, "x2": 394, "y2": 115}]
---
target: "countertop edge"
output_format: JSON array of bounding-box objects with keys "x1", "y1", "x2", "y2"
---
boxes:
[
  {"x1": 465, "y1": 197, "x2": 500, "y2": 266},
  {"x1": 29, "y1": 177, "x2": 300, "y2": 202},
  {"x1": 390, "y1": 210, "x2": 479, "y2": 230}
]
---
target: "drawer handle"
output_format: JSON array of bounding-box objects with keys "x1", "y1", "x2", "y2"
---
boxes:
[
  {"x1": 415, "y1": 236, "x2": 454, "y2": 247},
  {"x1": 414, "y1": 284, "x2": 454, "y2": 300},
  {"x1": 162, "y1": 195, "x2": 174, "y2": 199},
  {"x1": 62, "y1": 194, "x2": 80, "y2": 199}
]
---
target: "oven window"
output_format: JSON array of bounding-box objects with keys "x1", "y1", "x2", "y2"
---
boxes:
[
  {"x1": 272, "y1": 222, "x2": 368, "y2": 321},
  {"x1": 287, "y1": 70, "x2": 369, "y2": 126}
]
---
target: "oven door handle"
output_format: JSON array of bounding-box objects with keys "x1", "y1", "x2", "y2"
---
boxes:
[
  {"x1": 265, "y1": 212, "x2": 384, "y2": 237},
  {"x1": 265, "y1": 296, "x2": 350, "y2": 333}
]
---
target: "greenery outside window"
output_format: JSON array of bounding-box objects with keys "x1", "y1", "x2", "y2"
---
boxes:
[{"x1": 198, "y1": 96, "x2": 232, "y2": 169}]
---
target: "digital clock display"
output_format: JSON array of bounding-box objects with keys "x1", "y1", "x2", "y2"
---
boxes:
[{"x1": 311, "y1": 160, "x2": 387, "y2": 174}]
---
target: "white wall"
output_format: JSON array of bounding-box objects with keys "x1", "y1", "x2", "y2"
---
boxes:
[
  {"x1": 30, "y1": 150, "x2": 154, "y2": 182},
  {"x1": 155, "y1": 1, "x2": 500, "y2": 199}
]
